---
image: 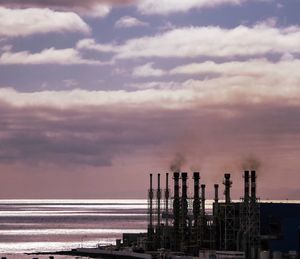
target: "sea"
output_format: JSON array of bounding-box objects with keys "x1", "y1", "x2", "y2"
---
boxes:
[
  {"x1": 0, "y1": 199, "x2": 148, "y2": 259},
  {"x1": 0, "y1": 199, "x2": 297, "y2": 259}
]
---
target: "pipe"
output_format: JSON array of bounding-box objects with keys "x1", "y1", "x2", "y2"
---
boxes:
[
  {"x1": 213, "y1": 184, "x2": 219, "y2": 250},
  {"x1": 173, "y1": 172, "x2": 180, "y2": 203},
  {"x1": 201, "y1": 184, "x2": 206, "y2": 217},
  {"x1": 165, "y1": 173, "x2": 169, "y2": 227},
  {"x1": 157, "y1": 173, "x2": 161, "y2": 226},
  {"x1": 214, "y1": 184, "x2": 219, "y2": 204},
  {"x1": 173, "y1": 172, "x2": 180, "y2": 250},
  {"x1": 181, "y1": 172, "x2": 188, "y2": 228},
  {"x1": 149, "y1": 173, "x2": 153, "y2": 229},
  {"x1": 251, "y1": 170, "x2": 256, "y2": 203},
  {"x1": 224, "y1": 173, "x2": 232, "y2": 204},
  {"x1": 244, "y1": 170, "x2": 250, "y2": 203},
  {"x1": 193, "y1": 172, "x2": 200, "y2": 227}
]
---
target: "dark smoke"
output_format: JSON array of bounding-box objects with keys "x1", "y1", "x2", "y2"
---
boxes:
[
  {"x1": 170, "y1": 152, "x2": 186, "y2": 172},
  {"x1": 241, "y1": 155, "x2": 261, "y2": 171}
]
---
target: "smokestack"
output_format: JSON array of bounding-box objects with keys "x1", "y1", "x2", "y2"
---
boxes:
[
  {"x1": 157, "y1": 174, "x2": 161, "y2": 226},
  {"x1": 224, "y1": 173, "x2": 232, "y2": 204},
  {"x1": 149, "y1": 174, "x2": 153, "y2": 230},
  {"x1": 181, "y1": 172, "x2": 188, "y2": 198},
  {"x1": 244, "y1": 170, "x2": 250, "y2": 203},
  {"x1": 174, "y1": 172, "x2": 180, "y2": 199},
  {"x1": 173, "y1": 172, "x2": 180, "y2": 250},
  {"x1": 165, "y1": 173, "x2": 170, "y2": 227},
  {"x1": 214, "y1": 184, "x2": 219, "y2": 204},
  {"x1": 193, "y1": 172, "x2": 200, "y2": 227},
  {"x1": 181, "y1": 172, "x2": 188, "y2": 228},
  {"x1": 251, "y1": 170, "x2": 256, "y2": 202},
  {"x1": 201, "y1": 184, "x2": 206, "y2": 217}
]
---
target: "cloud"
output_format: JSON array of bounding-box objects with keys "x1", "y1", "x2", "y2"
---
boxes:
[
  {"x1": 127, "y1": 81, "x2": 180, "y2": 89},
  {"x1": 115, "y1": 16, "x2": 148, "y2": 28},
  {"x1": 0, "y1": 102, "x2": 182, "y2": 167},
  {"x1": 276, "y1": 3, "x2": 284, "y2": 9},
  {"x1": 137, "y1": 0, "x2": 244, "y2": 15},
  {"x1": 115, "y1": 24, "x2": 300, "y2": 59},
  {"x1": 76, "y1": 38, "x2": 116, "y2": 53},
  {"x1": 63, "y1": 79, "x2": 79, "y2": 88},
  {"x1": 0, "y1": 106, "x2": 123, "y2": 167},
  {"x1": 1, "y1": 91, "x2": 300, "y2": 199},
  {"x1": 0, "y1": 47, "x2": 102, "y2": 65},
  {"x1": 131, "y1": 59, "x2": 300, "y2": 98},
  {"x1": 0, "y1": 0, "x2": 136, "y2": 17},
  {"x1": 0, "y1": 7, "x2": 90, "y2": 37},
  {"x1": 132, "y1": 62, "x2": 165, "y2": 77},
  {"x1": 0, "y1": 0, "x2": 249, "y2": 17},
  {"x1": 0, "y1": 87, "x2": 196, "y2": 109},
  {"x1": 170, "y1": 59, "x2": 300, "y2": 79},
  {"x1": 1, "y1": 53, "x2": 300, "y2": 109}
]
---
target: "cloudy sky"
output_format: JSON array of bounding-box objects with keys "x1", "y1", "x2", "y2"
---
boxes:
[{"x1": 0, "y1": 0, "x2": 299, "y2": 199}]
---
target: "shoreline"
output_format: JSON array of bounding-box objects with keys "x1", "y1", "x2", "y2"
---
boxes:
[{"x1": 29, "y1": 247, "x2": 152, "y2": 259}]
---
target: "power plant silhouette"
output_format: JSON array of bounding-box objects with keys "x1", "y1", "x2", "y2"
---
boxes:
[
  {"x1": 48, "y1": 170, "x2": 300, "y2": 259},
  {"x1": 143, "y1": 171, "x2": 300, "y2": 259}
]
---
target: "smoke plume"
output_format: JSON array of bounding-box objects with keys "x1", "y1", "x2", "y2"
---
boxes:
[
  {"x1": 169, "y1": 152, "x2": 186, "y2": 172},
  {"x1": 241, "y1": 155, "x2": 261, "y2": 171}
]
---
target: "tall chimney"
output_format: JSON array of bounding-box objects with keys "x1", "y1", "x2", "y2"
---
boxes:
[
  {"x1": 250, "y1": 170, "x2": 256, "y2": 203},
  {"x1": 149, "y1": 174, "x2": 153, "y2": 230},
  {"x1": 193, "y1": 172, "x2": 200, "y2": 227},
  {"x1": 157, "y1": 174, "x2": 161, "y2": 226},
  {"x1": 214, "y1": 184, "x2": 219, "y2": 204},
  {"x1": 213, "y1": 184, "x2": 219, "y2": 250},
  {"x1": 244, "y1": 170, "x2": 250, "y2": 203},
  {"x1": 165, "y1": 173, "x2": 170, "y2": 227},
  {"x1": 201, "y1": 184, "x2": 206, "y2": 217},
  {"x1": 173, "y1": 172, "x2": 180, "y2": 250},
  {"x1": 181, "y1": 172, "x2": 188, "y2": 228},
  {"x1": 224, "y1": 173, "x2": 232, "y2": 204}
]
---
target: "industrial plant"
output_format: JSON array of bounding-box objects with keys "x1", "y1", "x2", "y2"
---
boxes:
[
  {"x1": 53, "y1": 170, "x2": 300, "y2": 259},
  {"x1": 144, "y1": 171, "x2": 300, "y2": 259}
]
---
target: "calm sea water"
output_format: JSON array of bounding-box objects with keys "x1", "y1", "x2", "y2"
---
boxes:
[
  {"x1": 0, "y1": 199, "x2": 297, "y2": 258},
  {"x1": 0, "y1": 199, "x2": 148, "y2": 258}
]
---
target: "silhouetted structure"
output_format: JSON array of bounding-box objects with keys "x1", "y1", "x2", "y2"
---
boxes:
[{"x1": 147, "y1": 171, "x2": 261, "y2": 258}]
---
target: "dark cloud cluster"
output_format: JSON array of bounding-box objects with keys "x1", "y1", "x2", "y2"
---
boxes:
[
  {"x1": 0, "y1": 101, "x2": 300, "y2": 168},
  {"x1": 0, "y1": 0, "x2": 135, "y2": 14},
  {"x1": 1, "y1": 101, "x2": 300, "y2": 197},
  {"x1": 0, "y1": 103, "x2": 181, "y2": 167}
]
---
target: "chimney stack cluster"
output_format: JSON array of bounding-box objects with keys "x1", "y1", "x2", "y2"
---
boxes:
[{"x1": 147, "y1": 170, "x2": 259, "y2": 254}]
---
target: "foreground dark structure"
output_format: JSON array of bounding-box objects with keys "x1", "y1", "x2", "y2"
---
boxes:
[{"x1": 146, "y1": 171, "x2": 300, "y2": 259}]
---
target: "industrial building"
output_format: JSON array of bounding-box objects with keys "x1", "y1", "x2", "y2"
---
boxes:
[{"x1": 145, "y1": 171, "x2": 300, "y2": 259}]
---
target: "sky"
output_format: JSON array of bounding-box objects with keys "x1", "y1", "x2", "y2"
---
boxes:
[{"x1": 0, "y1": 0, "x2": 300, "y2": 199}]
